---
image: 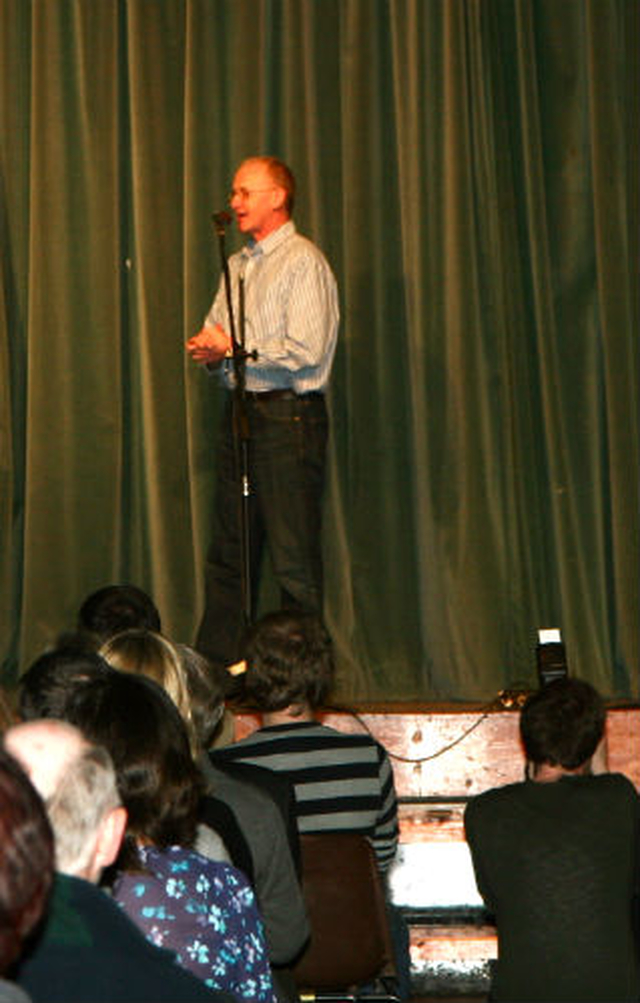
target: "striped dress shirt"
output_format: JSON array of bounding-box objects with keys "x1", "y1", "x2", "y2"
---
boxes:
[
  {"x1": 205, "y1": 221, "x2": 339, "y2": 393},
  {"x1": 213, "y1": 720, "x2": 399, "y2": 874}
]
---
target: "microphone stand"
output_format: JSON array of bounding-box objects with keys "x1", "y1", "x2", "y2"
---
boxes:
[{"x1": 212, "y1": 211, "x2": 258, "y2": 633}]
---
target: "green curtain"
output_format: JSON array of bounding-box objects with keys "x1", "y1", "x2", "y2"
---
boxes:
[{"x1": 1, "y1": 0, "x2": 637, "y2": 702}]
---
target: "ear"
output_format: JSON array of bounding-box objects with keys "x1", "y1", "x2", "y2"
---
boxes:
[
  {"x1": 95, "y1": 806, "x2": 128, "y2": 871},
  {"x1": 271, "y1": 186, "x2": 288, "y2": 213},
  {"x1": 590, "y1": 734, "x2": 608, "y2": 774}
]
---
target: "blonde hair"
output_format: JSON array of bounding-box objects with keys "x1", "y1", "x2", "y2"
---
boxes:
[{"x1": 99, "y1": 630, "x2": 198, "y2": 756}]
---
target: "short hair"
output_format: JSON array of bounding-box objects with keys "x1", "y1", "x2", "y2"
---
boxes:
[
  {"x1": 242, "y1": 610, "x2": 334, "y2": 712},
  {"x1": 77, "y1": 584, "x2": 161, "y2": 643},
  {"x1": 248, "y1": 156, "x2": 296, "y2": 214},
  {"x1": 99, "y1": 629, "x2": 197, "y2": 754},
  {"x1": 18, "y1": 648, "x2": 115, "y2": 722},
  {"x1": 0, "y1": 748, "x2": 54, "y2": 972},
  {"x1": 520, "y1": 678, "x2": 606, "y2": 770},
  {"x1": 175, "y1": 644, "x2": 227, "y2": 750},
  {"x1": 64, "y1": 672, "x2": 201, "y2": 858},
  {"x1": 46, "y1": 744, "x2": 121, "y2": 876}
]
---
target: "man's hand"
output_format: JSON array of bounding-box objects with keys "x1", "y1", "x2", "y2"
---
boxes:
[{"x1": 186, "y1": 324, "x2": 232, "y2": 365}]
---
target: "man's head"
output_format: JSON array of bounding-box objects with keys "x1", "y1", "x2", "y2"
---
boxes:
[
  {"x1": 520, "y1": 677, "x2": 606, "y2": 771},
  {"x1": 230, "y1": 156, "x2": 295, "y2": 242},
  {"x1": 0, "y1": 747, "x2": 54, "y2": 973},
  {"x1": 77, "y1": 584, "x2": 161, "y2": 644},
  {"x1": 5, "y1": 720, "x2": 125, "y2": 884},
  {"x1": 18, "y1": 647, "x2": 115, "y2": 722},
  {"x1": 242, "y1": 609, "x2": 334, "y2": 714}
]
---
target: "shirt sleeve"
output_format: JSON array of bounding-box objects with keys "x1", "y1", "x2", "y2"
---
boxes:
[
  {"x1": 249, "y1": 795, "x2": 310, "y2": 963},
  {"x1": 372, "y1": 744, "x2": 400, "y2": 873},
  {"x1": 204, "y1": 237, "x2": 339, "y2": 390},
  {"x1": 248, "y1": 251, "x2": 339, "y2": 373}
]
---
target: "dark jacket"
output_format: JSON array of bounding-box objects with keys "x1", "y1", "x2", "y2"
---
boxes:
[
  {"x1": 15, "y1": 873, "x2": 232, "y2": 1003},
  {"x1": 465, "y1": 773, "x2": 640, "y2": 1002}
]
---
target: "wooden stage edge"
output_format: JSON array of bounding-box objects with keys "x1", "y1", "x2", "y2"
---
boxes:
[{"x1": 232, "y1": 702, "x2": 640, "y2": 797}]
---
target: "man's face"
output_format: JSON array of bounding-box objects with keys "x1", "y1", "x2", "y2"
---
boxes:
[{"x1": 229, "y1": 160, "x2": 286, "y2": 242}]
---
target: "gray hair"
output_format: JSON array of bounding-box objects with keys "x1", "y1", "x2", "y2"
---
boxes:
[{"x1": 46, "y1": 744, "x2": 121, "y2": 875}]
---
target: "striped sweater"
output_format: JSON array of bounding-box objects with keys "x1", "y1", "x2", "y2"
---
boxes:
[{"x1": 211, "y1": 720, "x2": 399, "y2": 873}]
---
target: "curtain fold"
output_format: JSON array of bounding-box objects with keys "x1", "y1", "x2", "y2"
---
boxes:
[{"x1": 1, "y1": 0, "x2": 637, "y2": 701}]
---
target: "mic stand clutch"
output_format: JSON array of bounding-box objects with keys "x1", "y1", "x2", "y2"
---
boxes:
[{"x1": 212, "y1": 211, "x2": 258, "y2": 634}]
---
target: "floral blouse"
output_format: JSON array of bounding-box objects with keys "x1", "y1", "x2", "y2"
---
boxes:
[{"x1": 113, "y1": 845, "x2": 277, "y2": 1002}]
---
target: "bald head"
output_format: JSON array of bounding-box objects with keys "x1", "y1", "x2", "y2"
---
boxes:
[
  {"x1": 4, "y1": 720, "x2": 124, "y2": 881},
  {"x1": 5, "y1": 719, "x2": 89, "y2": 802}
]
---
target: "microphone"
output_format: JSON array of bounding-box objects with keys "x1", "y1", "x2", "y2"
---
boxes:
[{"x1": 212, "y1": 209, "x2": 233, "y2": 230}]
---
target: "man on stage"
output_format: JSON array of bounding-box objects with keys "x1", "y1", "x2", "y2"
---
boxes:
[{"x1": 187, "y1": 156, "x2": 339, "y2": 669}]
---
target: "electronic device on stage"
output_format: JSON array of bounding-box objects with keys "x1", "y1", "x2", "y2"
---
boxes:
[{"x1": 536, "y1": 627, "x2": 568, "y2": 686}]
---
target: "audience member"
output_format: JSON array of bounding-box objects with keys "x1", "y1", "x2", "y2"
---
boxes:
[
  {"x1": 174, "y1": 643, "x2": 230, "y2": 749},
  {"x1": 179, "y1": 643, "x2": 302, "y2": 864},
  {"x1": 178, "y1": 641, "x2": 300, "y2": 850},
  {"x1": 212, "y1": 610, "x2": 399, "y2": 873},
  {"x1": 63, "y1": 671, "x2": 278, "y2": 1002},
  {"x1": 98, "y1": 629, "x2": 239, "y2": 865},
  {"x1": 464, "y1": 677, "x2": 640, "y2": 1002},
  {"x1": 18, "y1": 648, "x2": 114, "y2": 723},
  {"x1": 5, "y1": 720, "x2": 221, "y2": 1003},
  {"x1": 99, "y1": 628, "x2": 198, "y2": 754},
  {"x1": 0, "y1": 747, "x2": 54, "y2": 1003},
  {"x1": 78, "y1": 583, "x2": 161, "y2": 640},
  {"x1": 212, "y1": 610, "x2": 409, "y2": 997},
  {"x1": 178, "y1": 644, "x2": 310, "y2": 995},
  {"x1": 53, "y1": 583, "x2": 162, "y2": 652}
]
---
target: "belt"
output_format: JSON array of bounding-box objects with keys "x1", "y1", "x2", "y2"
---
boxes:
[{"x1": 243, "y1": 389, "x2": 324, "y2": 402}]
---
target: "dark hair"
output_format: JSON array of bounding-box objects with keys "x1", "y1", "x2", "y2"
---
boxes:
[
  {"x1": 0, "y1": 748, "x2": 54, "y2": 972},
  {"x1": 77, "y1": 584, "x2": 161, "y2": 643},
  {"x1": 520, "y1": 678, "x2": 606, "y2": 770},
  {"x1": 242, "y1": 610, "x2": 334, "y2": 712},
  {"x1": 63, "y1": 673, "x2": 201, "y2": 863},
  {"x1": 18, "y1": 648, "x2": 115, "y2": 722},
  {"x1": 175, "y1": 645, "x2": 227, "y2": 750}
]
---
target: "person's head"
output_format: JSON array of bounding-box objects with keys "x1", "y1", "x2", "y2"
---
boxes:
[
  {"x1": 230, "y1": 156, "x2": 295, "y2": 241},
  {"x1": 62, "y1": 672, "x2": 202, "y2": 860},
  {"x1": 520, "y1": 678, "x2": 606, "y2": 772},
  {"x1": 175, "y1": 644, "x2": 228, "y2": 750},
  {"x1": 18, "y1": 648, "x2": 115, "y2": 722},
  {"x1": 242, "y1": 610, "x2": 334, "y2": 714},
  {"x1": 99, "y1": 629, "x2": 198, "y2": 755},
  {"x1": 0, "y1": 747, "x2": 54, "y2": 973},
  {"x1": 4, "y1": 720, "x2": 125, "y2": 884},
  {"x1": 77, "y1": 584, "x2": 161, "y2": 645}
]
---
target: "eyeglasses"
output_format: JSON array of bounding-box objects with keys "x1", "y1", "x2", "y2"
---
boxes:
[{"x1": 228, "y1": 187, "x2": 277, "y2": 202}]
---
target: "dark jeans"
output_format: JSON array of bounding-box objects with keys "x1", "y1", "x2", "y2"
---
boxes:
[{"x1": 196, "y1": 391, "x2": 328, "y2": 667}]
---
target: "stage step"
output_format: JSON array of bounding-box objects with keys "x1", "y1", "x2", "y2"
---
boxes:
[{"x1": 408, "y1": 923, "x2": 495, "y2": 997}]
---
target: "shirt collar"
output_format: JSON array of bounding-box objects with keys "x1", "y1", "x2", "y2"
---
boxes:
[
  {"x1": 243, "y1": 219, "x2": 296, "y2": 259},
  {"x1": 259, "y1": 720, "x2": 320, "y2": 733}
]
